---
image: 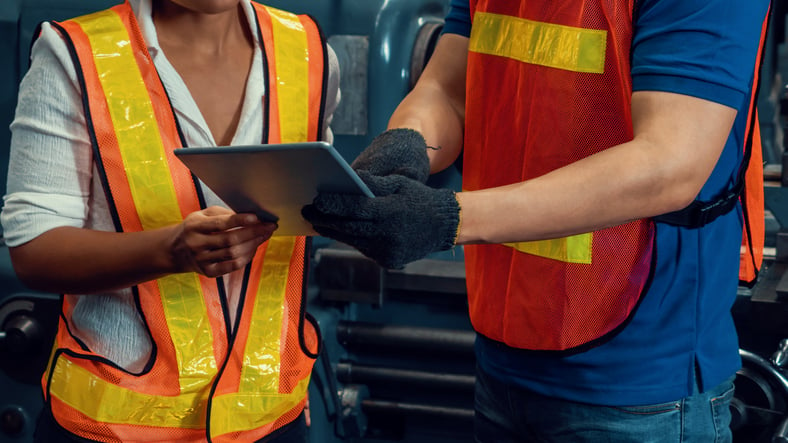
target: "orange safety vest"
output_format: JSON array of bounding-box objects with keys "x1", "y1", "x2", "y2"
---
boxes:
[
  {"x1": 463, "y1": 0, "x2": 766, "y2": 352},
  {"x1": 41, "y1": 2, "x2": 327, "y2": 442}
]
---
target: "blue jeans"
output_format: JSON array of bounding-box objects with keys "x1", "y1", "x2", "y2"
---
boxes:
[{"x1": 474, "y1": 365, "x2": 735, "y2": 443}]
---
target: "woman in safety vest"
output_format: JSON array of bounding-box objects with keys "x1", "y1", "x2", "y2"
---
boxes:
[
  {"x1": 2, "y1": 0, "x2": 339, "y2": 441},
  {"x1": 303, "y1": 0, "x2": 771, "y2": 441}
]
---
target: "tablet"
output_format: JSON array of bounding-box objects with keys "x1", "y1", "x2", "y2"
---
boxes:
[{"x1": 174, "y1": 142, "x2": 373, "y2": 237}]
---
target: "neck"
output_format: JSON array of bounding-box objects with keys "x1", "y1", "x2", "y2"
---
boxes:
[{"x1": 152, "y1": 0, "x2": 251, "y2": 56}]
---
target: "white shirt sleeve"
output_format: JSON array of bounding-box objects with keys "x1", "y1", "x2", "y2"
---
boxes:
[
  {"x1": 323, "y1": 43, "x2": 341, "y2": 144},
  {"x1": 1, "y1": 23, "x2": 94, "y2": 247}
]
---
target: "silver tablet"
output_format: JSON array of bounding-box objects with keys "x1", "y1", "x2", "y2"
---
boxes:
[{"x1": 174, "y1": 142, "x2": 373, "y2": 236}]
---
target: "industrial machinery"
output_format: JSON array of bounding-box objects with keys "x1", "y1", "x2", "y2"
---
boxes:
[{"x1": 1, "y1": 1, "x2": 788, "y2": 442}]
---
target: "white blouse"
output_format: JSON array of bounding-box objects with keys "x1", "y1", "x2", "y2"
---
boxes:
[{"x1": 1, "y1": 0, "x2": 340, "y2": 372}]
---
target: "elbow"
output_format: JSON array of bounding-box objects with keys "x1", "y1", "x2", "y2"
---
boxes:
[
  {"x1": 653, "y1": 175, "x2": 706, "y2": 216},
  {"x1": 637, "y1": 145, "x2": 713, "y2": 217},
  {"x1": 11, "y1": 264, "x2": 44, "y2": 293},
  {"x1": 8, "y1": 246, "x2": 52, "y2": 293},
  {"x1": 665, "y1": 188, "x2": 700, "y2": 214}
]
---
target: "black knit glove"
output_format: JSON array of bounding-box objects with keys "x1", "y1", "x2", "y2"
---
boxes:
[
  {"x1": 350, "y1": 128, "x2": 431, "y2": 183},
  {"x1": 302, "y1": 171, "x2": 460, "y2": 269}
]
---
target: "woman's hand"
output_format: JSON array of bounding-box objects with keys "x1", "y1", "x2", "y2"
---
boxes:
[{"x1": 171, "y1": 206, "x2": 277, "y2": 277}]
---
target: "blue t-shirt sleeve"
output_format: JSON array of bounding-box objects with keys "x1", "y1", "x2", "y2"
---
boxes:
[
  {"x1": 442, "y1": 0, "x2": 471, "y2": 37},
  {"x1": 631, "y1": 0, "x2": 769, "y2": 109}
]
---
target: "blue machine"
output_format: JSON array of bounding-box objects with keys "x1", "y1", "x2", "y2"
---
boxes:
[{"x1": 1, "y1": 1, "x2": 787, "y2": 443}]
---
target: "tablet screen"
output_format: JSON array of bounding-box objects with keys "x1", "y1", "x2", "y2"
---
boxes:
[{"x1": 174, "y1": 142, "x2": 372, "y2": 236}]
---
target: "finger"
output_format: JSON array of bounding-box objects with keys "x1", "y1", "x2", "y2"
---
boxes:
[
  {"x1": 223, "y1": 213, "x2": 269, "y2": 231},
  {"x1": 196, "y1": 238, "x2": 265, "y2": 276},
  {"x1": 192, "y1": 212, "x2": 263, "y2": 235},
  {"x1": 198, "y1": 207, "x2": 275, "y2": 230},
  {"x1": 201, "y1": 205, "x2": 235, "y2": 216},
  {"x1": 234, "y1": 212, "x2": 278, "y2": 230},
  {"x1": 198, "y1": 224, "x2": 273, "y2": 254}
]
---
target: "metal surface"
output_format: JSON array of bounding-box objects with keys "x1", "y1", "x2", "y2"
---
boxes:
[
  {"x1": 337, "y1": 321, "x2": 474, "y2": 356},
  {"x1": 766, "y1": 187, "x2": 788, "y2": 230},
  {"x1": 732, "y1": 349, "x2": 788, "y2": 442},
  {"x1": 361, "y1": 399, "x2": 474, "y2": 420},
  {"x1": 315, "y1": 245, "x2": 466, "y2": 306},
  {"x1": 775, "y1": 416, "x2": 788, "y2": 443},
  {"x1": 773, "y1": 339, "x2": 788, "y2": 368},
  {"x1": 741, "y1": 349, "x2": 788, "y2": 397},
  {"x1": 328, "y1": 35, "x2": 369, "y2": 136},
  {"x1": 336, "y1": 363, "x2": 475, "y2": 392}
]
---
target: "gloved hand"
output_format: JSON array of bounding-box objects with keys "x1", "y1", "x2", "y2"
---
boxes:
[
  {"x1": 350, "y1": 128, "x2": 431, "y2": 183},
  {"x1": 302, "y1": 171, "x2": 460, "y2": 269}
]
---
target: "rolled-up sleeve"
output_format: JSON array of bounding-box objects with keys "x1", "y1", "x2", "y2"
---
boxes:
[{"x1": 1, "y1": 23, "x2": 93, "y2": 247}]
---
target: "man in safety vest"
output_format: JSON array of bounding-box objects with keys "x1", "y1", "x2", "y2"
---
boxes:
[
  {"x1": 303, "y1": 0, "x2": 771, "y2": 440},
  {"x1": 2, "y1": 0, "x2": 339, "y2": 441}
]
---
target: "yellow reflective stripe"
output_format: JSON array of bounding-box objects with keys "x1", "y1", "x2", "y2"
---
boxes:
[
  {"x1": 210, "y1": 374, "x2": 309, "y2": 436},
  {"x1": 469, "y1": 12, "x2": 607, "y2": 74},
  {"x1": 72, "y1": 11, "x2": 183, "y2": 230},
  {"x1": 210, "y1": 237, "x2": 301, "y2": 435},
  {"x1": 504, "y1": 232, "x2": 593, "y2": 264},
  {"x1": 68, "y1": 10, "x2": 216, "y2": 404},
  {"x1": 266, "y1": 7, "x2": 309, "y2": 142},
  {"x1": 51, "y1": 356, "x2": 208, "y2": 428},
  {"x1": 241, "y1": 237, "x2": 294, "y2": 393},
  {"x1": 158, "y1": 273, "x2": 217, "y2": 390}
]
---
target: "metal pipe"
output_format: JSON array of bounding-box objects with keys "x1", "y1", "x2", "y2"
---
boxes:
[
  {"x1": 774, "y1": 415, "x2": 788, "y2": 443},
  {"x1": 361, "y1": 399, "x2": 474, "y2": 421},
  {"x1": 336, "y1": 362, "x2": 475, "y2": 391},
  {"x1": 740, "y1": 349, "x2": 788, "y2": 397},
  {"x1": 337, "y1": 321, "x2": 475, "y2": 355},
  {"x1": 771, "y1": 339, "x2": 788, "y2": 368}
]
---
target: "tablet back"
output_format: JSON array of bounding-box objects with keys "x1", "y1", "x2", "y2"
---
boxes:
[{"x1": 174, "y1": 142, "x2": 373, "y2": 236}]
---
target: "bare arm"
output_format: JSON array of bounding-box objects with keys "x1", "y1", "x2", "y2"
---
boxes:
[
  {"x1": 387, "y1": 33, "x2": 468, "y2": 173},
  {"x1": 9, "y1": 206, "x2": 276, "y2": 294},
  {"x1": 455, "y1": 90, "x2": 737, "y2": 244}
]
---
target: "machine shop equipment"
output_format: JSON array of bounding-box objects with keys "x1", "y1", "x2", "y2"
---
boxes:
[{"x1": 1, "y1": 1, "x2": 788, "y2": 443}]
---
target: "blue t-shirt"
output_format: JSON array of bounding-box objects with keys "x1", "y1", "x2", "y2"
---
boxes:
[{"x1": 445, "y1": 0, "x2": 770, "y2": 405}]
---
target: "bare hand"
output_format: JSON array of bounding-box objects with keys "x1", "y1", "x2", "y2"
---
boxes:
[{"x1": 170, "y1": 206, "x2": 276, "y2": 277}]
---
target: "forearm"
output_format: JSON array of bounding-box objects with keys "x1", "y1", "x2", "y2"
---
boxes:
[
  {"x1": 456, "y1": 141, "x2": 670, "y2": 244},
  {"x1": 456, "y1": 91, "x2": 737, "y2": 245},
  {"x1": 387, "y1": 89, "x2": 464, "y2": 173},
  {"x1": 9, "y1": 226, "x2": 178, "y2": 294},
  {"x1": 387, "y1": 34, "x2": 468, "y2": 173}
]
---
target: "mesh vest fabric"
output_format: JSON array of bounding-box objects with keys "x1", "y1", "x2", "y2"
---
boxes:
[{"x1": 463, "y1": 0, "x2": 654, "y2": 352}]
